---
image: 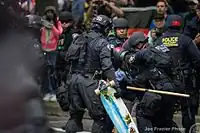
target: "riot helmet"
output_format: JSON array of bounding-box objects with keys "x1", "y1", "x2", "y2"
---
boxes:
[
  {"x1": 126, "y1": 32, "x2": 148, "y2": 52},
  {"x1": 113, "y1": 18, "x2": 129, "y2": 29},
  {"x1": 113, "y1": 18, "x2": 128, "y2": 38},
  {"x1": 91, "y1": 15, "x2": 113, "y2": 35}
]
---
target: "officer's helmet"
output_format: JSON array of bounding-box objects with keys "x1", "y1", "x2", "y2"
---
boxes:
[
  {"x1": 91, "y1": 15, "x2": 113, "y2": 35},
  {"x1": 113, "y1": 18, "x2": 129, "y2": 29},
  {"x1": 166, "y1": 15, "x2": 182, "y2": 30},
  {"x1": 126, "y1": 32, "x2": 148, "y2": 51}
]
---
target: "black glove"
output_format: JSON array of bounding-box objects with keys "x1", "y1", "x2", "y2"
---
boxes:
[{"x1": 114, "y1": 87, "x2": 122, "y2": 98}]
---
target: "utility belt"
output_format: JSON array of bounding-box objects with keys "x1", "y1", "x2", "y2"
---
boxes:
[
  {"x1": 71, "y1": 69, "x2": 102, "y2": 80},
  {"x1": 181, "y1": 69, "x2": 194, "y2": 76},
  {"x1": 84, "y1": 71, "x2": 103, "y2": 80}
]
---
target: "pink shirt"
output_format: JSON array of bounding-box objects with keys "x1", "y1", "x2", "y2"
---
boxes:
[{"x1": 41, "y1": 21, "x2": 63, "y2": 52}]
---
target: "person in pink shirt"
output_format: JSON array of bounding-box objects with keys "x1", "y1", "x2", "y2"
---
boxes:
[
  {"x1": 41, "y1": 6, "x2": 63, "y2": 52},
  {"x1": 41, "y1": 6, "x2": 63, "y2": 102}
]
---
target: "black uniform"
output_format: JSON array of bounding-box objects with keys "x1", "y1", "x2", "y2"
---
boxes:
[
  {"x1": 183, "y1": 15, "x2": 200, "y2": 39},
  {"x1": 0, "y1": 1, "x2": 49, "y2": 133},
  {"x1": 158, "y1": 15, "x2": 200, "y2": 133},
  {"x1": 65, "y1": 15, "x2": 120, "y2": 133},
  {"x1": 115, "y1": 31, "x2": 182, "y2": 133},
  {"x1": 122, "y1": 42, "x2": 182, "y2": 133}
]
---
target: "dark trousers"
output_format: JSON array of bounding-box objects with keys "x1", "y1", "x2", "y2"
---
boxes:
[
  {"x1": 42, "y1": 51, "x2": 57, "y2": 94},
  {"x1": 136, "y1": 92, "x2": 181, "y2": 133},
  {"x1": 181, "y1": 75, "x2": 199, "y2": 133},
  {"x1": 181, "y1": 103, "x2": 196, "y2": 133},
  {"x1": 65, "y1": 74, "x2": 113, "y2": 133}
]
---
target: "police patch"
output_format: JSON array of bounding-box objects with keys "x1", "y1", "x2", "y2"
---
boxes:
[
  {"x1": 128, "y1": 55, "x2": 135, "y2": 63},
  {"x1": 107, "y1": 44, "x2": 114, "y2": 50},
  {"x1": 155, "y1": 44, "x2": 170, "y2": 52},
  {"x1": 162, "y1": 37, "x2": 179, "y2": 47}
]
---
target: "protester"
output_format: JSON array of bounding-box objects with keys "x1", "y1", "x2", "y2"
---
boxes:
[
  {"x1": 41, "y1": 6, "x2": 63, "y2": 101},
  {"x1": 59, "y1": 11, "x2": 73, "y2": 51},
  {"x1": 183, "y1": 0, "x2": 199, "y2": 38},
  {"x1": 56, "y1": 11, "x2": 73, "y2": 86},
  {"x1": 148, "y1": 12, "x2": 166, "y2": 46},
  {"x1": 149, "y1": 0, "x2": 173, "y2": 30}
]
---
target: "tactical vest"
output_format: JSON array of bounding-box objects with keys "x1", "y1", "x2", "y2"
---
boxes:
[
  {"x1": 158, "y1": 32, "x2": 182, "y2": 68},
  {"x1": 65, "y1": 32, "x2": 89, "y2": 72},
  {"x1": 65, "y1": 31, "x2": 103, "y2": 74}
]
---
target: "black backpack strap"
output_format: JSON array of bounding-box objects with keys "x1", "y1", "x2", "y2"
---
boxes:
[
  {"x1": 78, "y1": 32, "x2": 103, "y2": 66},
  {"x1": 78, "y1": 33, "x2": 88, "y2": 65}
]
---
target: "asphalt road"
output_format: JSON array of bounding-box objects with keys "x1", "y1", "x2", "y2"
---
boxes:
[{"x1": 46, "y1": 101, "x2": 200, "y2": 133}]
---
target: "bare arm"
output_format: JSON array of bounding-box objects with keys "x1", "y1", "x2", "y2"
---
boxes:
[
  {"x1": 104, "y1": 1, "x2": 124, "y2": 17},
  {"x1": 87, "y1": 1, "x2": 95, "y2": 19}
]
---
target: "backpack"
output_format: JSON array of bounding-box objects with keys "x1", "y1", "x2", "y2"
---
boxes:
[{"x1": 65, "y1": 32, "x2": 89, "y2": 67}]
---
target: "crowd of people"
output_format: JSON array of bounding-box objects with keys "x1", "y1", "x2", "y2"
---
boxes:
[
  {"x1": 36, "y1": 0, "x2": 200, "y2": 133},
  {"x1": 1, "y1": 0, "x2": 200, "y2": 133}
]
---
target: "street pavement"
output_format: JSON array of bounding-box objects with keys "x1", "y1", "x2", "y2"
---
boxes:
[{"x1": 46, "y1": 101, "x2": 200, "y2": 133}]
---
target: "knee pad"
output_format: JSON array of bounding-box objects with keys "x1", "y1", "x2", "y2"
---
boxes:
[{"x1": 140, "y1": 92, "x2": 162, "y2": 117}]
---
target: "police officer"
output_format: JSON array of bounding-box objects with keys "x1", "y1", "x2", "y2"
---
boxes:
[
  {"x1": 158, "y1": 15, "x2": 200, "y2": 133},
  {"x1": 120, "y1": 32, "x2": 182, "y2": 133},
  {"x1": 65, "y1": 15, "x2": 121, "y2": 133},
  {"x1": 108, "y1": 18, "x2": 129, "y2": 70},
  {"x1": 108, "y1": 18, "x2": 128, "y2": 49}
]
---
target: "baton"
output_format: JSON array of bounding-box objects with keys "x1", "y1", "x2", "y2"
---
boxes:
[{"x1": 127, "y1": 86, "x2": 190, "y2": 98}]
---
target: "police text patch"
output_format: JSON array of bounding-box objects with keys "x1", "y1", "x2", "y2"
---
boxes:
[{"x1": 162, "y1": 37, "x2": 179, "y2": 47}]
